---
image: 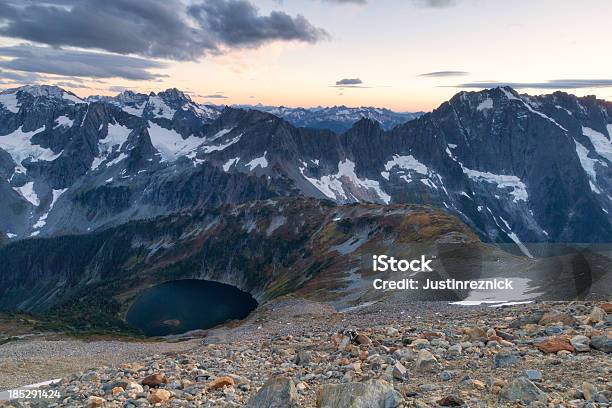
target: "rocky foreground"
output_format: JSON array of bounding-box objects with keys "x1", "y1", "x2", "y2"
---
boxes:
[{"x1": 1, "y1": 299, "x2": 611, "y2": 407}]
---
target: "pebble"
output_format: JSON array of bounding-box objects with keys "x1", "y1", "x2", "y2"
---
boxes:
[{"x1": 4, "y1": 300, "x2": 610, "y2": 407}]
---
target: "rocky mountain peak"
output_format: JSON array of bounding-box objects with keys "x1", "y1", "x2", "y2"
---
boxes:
[
  {"x1": 349, "y1": 116, "x2": 382, "y2": 132},
  {"x1": 157, "y1": 88, "x2": 192, "y2": 105}
]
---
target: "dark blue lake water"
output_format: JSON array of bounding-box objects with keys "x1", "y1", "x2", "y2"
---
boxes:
[{"x1": 126, "y1": 279, "x2": 258, "y2": 336}]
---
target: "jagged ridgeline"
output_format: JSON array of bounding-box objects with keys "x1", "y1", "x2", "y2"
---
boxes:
[{"x1": 0, "y1": 85, "x2": 610, "y2": 247}]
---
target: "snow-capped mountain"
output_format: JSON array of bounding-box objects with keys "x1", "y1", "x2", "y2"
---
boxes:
[
  {"x1": 0, "y1": 85, "x2": 611, "y2": 249},
  {"x1": 239, "y1": 104, "x2": 423, "y2": 132},
  {"x1": 87, "y1": 88, "x2": 222, "y2": 124}
]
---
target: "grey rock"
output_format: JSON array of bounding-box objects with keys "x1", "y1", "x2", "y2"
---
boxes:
[
  {"x1": 570, "y1": 335, "x2": 590, "y2": 352},
  {"x1": 590, "y1": 335, "x2": 611, "y2": 353},
  {"x1": 499, "y1": 377, "x2": 547, "y2": 404},
  {"x1": 525, "y1": 370, "x2": 542, "y2": 382},
  {"x1": 392, "y1": 362, "x2": 407, "y2": 380},
  {"x1": 316, "y1": 379, "x2": 402, "y2": 408},
  {"x1": 493, "y1": 350, "x2": 520, "y2": 368},
  {"x1": 245, "y1": 376, "x2": 298, "y2": 408},
  {"x1": 415, "y1": 349, "x2": 437, "y2": 371}
]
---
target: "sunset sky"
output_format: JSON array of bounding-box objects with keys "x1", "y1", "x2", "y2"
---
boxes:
[{"x1": 0, "y1": 0, "x2": 611, "y2": 111}]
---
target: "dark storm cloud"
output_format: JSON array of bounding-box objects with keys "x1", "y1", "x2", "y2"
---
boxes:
[
  {"x1": 452, "y1": 79, "x2": 612, "y2": 89},
  {"x1": 0, "y1": 0, "x2": 328, "y2": 61},
  {"x1": 0, "y1": 45, "x2": 167, "y2": 80},
  {"x1": 419, "y1": 71, "x2": 469, "y2": 77},
  {"x1": 336, "y1": 78, "x2": 363, "y2": 85},
  {"x1": 188, "y1": 0, "x2": 329, "y2": 48}
]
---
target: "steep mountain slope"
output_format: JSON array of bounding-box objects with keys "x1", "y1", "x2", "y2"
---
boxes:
[
  {"x1": 238, "y1": 105, "x2": 423, "y2": 132},
  {"x1": 0, "y1": 85, "x2": 610, "y2": 246},
  {"x1": 0, "y1": 198, "x2": 478, "y2": 316}
]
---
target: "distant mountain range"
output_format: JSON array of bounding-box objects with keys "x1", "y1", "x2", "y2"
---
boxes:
[
  {"x1": 88, "y1": 90, "x2": 423, "y2": 132},
  {"x1": 0, "y1": 84, "x2": 611, "y2": 250},
  {"x1": 232, "y1": 104, "x2": 424, "y2": 132}
]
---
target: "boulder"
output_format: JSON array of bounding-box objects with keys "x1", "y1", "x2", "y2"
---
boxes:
[
  {"x1": 590, "y1": 333, "x2": 612, "y2": 353},
  {"x1": 392, "y1": 362, "x2": 407, "y2": 380},
  {"x1": 524, "y1": 370, "x2": 542, "y2": 382},
  {"x1": 246, "y1": 376, "x2": 298, "y2": 408},
  {"x1": 587, "y1": 307, "x2": 607, "y2": 324},
  {"x1": 461, "y1": 327, "x2": 487, "y2": 342},
  {"x1": 85, "y1": 396, "x2": 105, "y2": 408},
  {"x1": 436, "y1": 395, "x2": 465, "y2": 406},
  {"x1": 493, "y1": 350, "x2": 520, "y2": 368},
  {"x1": 570, "y1": 335, "x2": 590, "y2": 352},
  {"x1": 536, "y1": 336, "x2": 574, "y2": 353},
  {"x1": 415, "y1": 349, "x2": 437, "y2": 371},
  {"x1": 142, "y1": 373, "x2": 167, "y2": 387},
  {"x1": 316, "y1": 379, "x2": 402, "y2": 408},
  {"x1": 208, "y1": 376, "x2": 235, "y2": 390},
  {"x1": 354, "y1": 334, "x2": 372, "y2": 345},
  {"x1": 148, "y1": 389, "x2": 171, "y2": 404},
  {"x1": 295, "y1": 350, "x2": 319, "y2": 366},
  {"x1": 499, "y1": 377, "x2": 547, "y2": 404},
  {"x1": 539, "y1": 311, "x2": 577, "y2": 326}
]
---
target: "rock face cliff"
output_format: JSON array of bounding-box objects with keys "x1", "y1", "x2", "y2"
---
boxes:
[{"x1": 1, "y1": 85, "x2": 610, "y2": 247}]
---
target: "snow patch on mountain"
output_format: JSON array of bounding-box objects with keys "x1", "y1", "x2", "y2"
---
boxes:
[
  {"x1": 574, "y1": 139, "x2": 599, "y2": 179},
  {"x1": 246, "y1": 152, "x2": 268, "y2": 170},
  {"x1": 0, "y1": 126, "x2": 60, "y2": 173},
  {"x1": 582, "y1": 126, "x2": 612, "y2": 162},
  {"x1": 201, "y1": 134, "x2": 242, "y2": 154},
  {"x1": 223, "y1": 157, "x2": 240, "y2": 172},
  {"x1": 460, "y1": 165, "x2": 528, "y2": 202},
  {"x1": 207, "y1": 128, "x2": 233, "y2": 142},
  {"x1": 0, "y1": 91, "x2": 19, "y2": 113},
  {"x1": 13, "y1": 182, "x2": 39, "y2": 206},
  {"x1": 148, "y1": 122, "x2": 204, "y2": 161},
  {"x1": 381, "y1": 155, "x2": 428, "y2": 180},
  {"x1": 105, "y1": 153, "x2": 128, "y2": 167},
  {"x1": 92, "y1": 123, "x2": 133, "y2": 170},
  {"x1": 53, "y1": 116, "x2": 74, "y2": 128},
  {"x1": 148, "y1": 96, "x2": 175, "y2": 119},
  {"x1": 301, "y1": 159, "x2": 390, "y2": 204},
  {"x1": 477, "y1": 98, "x2": 493, "y2": 111}
]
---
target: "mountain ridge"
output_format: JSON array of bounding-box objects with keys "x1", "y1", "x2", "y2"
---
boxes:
[{"x1": 0, "y1": 84, "x2": 611, "y2": 248}]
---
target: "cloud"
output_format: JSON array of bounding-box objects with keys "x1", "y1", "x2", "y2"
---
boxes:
[
  {"x1": 413, "y1": 0, "x2": 458, "y2": 7},
  {"x1": 188, "y1": 0, "x2": 329, "y2": 48},
  {"x1": 202, "y1": 94, "x2": 229, "y2": 99},
  {"x1": 316, "y1": 0, "x2": 456, "y2": 6},
  {"x1": 336, "y1": 78, "x2": 363, "y2": 85},
  {"x1": 53, "y1": 80, "x2": 90, "y2": 89},
  {"x1": 0, "y1": 0, "x2": 328, "y2": 62},
  {"x1": 108, "y1": 86, "x2": 129, "y2": 93},
  {"x1": 0, "y1": 68, "x2": 42, "y2": 82},
  {"x1": 319, "y1": 0, "x2": 366, "y2": 3},
  {"x1": 452, "y1": 79, "x2": 612, "y2": 89},
  {"x1": 0, "y1": 45, "x2": 167, "y2": 80},
  {"x1": 419, "y1": 71, "x2": 469, "y2": 77}
]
